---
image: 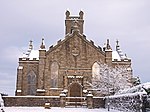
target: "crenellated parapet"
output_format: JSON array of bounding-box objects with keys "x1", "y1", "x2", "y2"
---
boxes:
[
  {"x1": 65, "y1": 10, "x2": 84, "y2": 35},
  {"x1": 19, "y1": 58, "x2": 39, "y2": 61},
  {"x1": 113, "y1": 58, "x2": 131, "y2": 62}
]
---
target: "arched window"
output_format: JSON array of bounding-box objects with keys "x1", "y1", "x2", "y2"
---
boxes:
[
  {"x1": 51, "y1": 61, "x2": 59, "y2": 88},
  {"x1": 92, "y1": 62, "x2": 100, "y2": 78},
  {"x1": 27, "y1": 71, "x2": 36, "y2": 95}
]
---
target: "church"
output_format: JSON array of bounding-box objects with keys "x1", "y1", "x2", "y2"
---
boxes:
[{"x1": 15, "y1": 11, "x2": 133, "y2": 97}]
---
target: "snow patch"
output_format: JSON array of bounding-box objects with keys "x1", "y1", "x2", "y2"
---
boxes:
[
  {"x1": 3, "y1": 96, "x2": 60, "y2": 98},
  {"x1": 117, "y1": 82, "x2": 150, "y2": 95},
  {"x1": 18, "y1": 66, "x2": 23, "y2": 70},
  {"x1": 0, "y1": 94, "x2": 4, "y2": 108},
  {"x1": 16, "y1": 90, "x2": 22, "y2": 92},
  {"x1": 36, "y1": 89, "x2": 45, "y2": 92},
  {"x1": 112, "y1": 51, "x2": 121, "y2": 61},
  {"x1": 2, "y1": 107, "x2": 122, "y2": 112}
]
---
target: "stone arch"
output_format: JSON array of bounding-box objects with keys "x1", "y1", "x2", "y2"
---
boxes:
[
  {"x1": 50, "y1": 61, "x2": 59, "y2": 88},
  {"x1": 27, "y1": 70, "x2": 36, "y2": 95}
]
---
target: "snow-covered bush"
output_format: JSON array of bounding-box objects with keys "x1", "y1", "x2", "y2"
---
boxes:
[
  {"x1": 117, "y1": 82, "x2": 150, "y2": 95},
  {"x1": 105, "y1": 93, "x2": 144, "y2": 112},
  {"x1": 0, "y1": 94, "x2": 4, "y2": 108}
]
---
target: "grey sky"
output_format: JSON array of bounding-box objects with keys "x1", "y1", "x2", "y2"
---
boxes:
[{"x1": 0, "y1": 0, "x2": 150, "y2": 95}]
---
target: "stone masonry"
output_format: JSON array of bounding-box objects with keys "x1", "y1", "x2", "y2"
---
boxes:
[{"x1": 15, "y1": 11, "x2": 133, "y2": 97}]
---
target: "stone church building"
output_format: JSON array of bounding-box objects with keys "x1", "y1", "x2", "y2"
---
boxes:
[{"x1": 16, "y1": 11, "x2": 133, "y2": 97}]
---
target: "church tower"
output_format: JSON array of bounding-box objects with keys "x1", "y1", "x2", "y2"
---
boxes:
[{"x1": 65, "y1": 10, "x2": 84, "y2": 35}]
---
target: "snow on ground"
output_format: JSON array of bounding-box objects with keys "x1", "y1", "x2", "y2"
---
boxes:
[{"x1": 2, "y1": 107, "x2": 122, "y2": 112}]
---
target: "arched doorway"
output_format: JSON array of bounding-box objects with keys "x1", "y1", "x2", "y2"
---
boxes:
[
  {"x1": 68, "y1": 82, "x2": 83, "y2": 103},
  {"x1": 69, "y1": 83, "x2": 82, "y2": 97}
]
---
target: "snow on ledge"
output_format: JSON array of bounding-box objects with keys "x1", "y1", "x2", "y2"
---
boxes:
[
  {"x1": 93, "y1": 97, "x2": 105, "y2": 99},
  {"x1": 108, "y1": 92, "x2": 146, "y2": 99},
  {"x1": 87, "y1": 92, "x2": 93, "y2": 97},
  {"x1": 50, "y1": 88, "x2": 63, "y2": 90},
  {"x1": 16, "y1": 90, "x2": 22, "y2": 92},
  {"x1": 3, "y1": 96, "x2": 60, "y2": 98},
  {"x1": 112, "y1": 51, "x2": 121, "y2": 61},
  {"x1": 18, "y1": 66, "x2": 23, "y2": 70},
  {"x1": 36, "y1": 89, "x2": 45, "y2": 92},
  {"x1": 59, "y1": 93, "x2": 66, "y2": 97}
]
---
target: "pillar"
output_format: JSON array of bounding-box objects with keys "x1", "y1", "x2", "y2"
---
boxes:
[
  {"x1": 60, "y1": 92, "x2": 66, "y2": 108},
  {"x1": 87, "y1": 91, "x2": 93, "y2": 109}
]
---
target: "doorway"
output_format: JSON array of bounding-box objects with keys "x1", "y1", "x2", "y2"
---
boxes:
[{"x1": 69, "y1": 82, "x2": 82, "y2": 97}]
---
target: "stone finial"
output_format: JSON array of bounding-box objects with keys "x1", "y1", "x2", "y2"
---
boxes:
[
  {"x1": 125, "y1": 53, "x2": 127, "y2": 58},
  {"x1": 40, "y1": 38, "x2": 46, "y2": 49},
  {"x1": 29, "y1": 40, "x2": 33, "y2": 50},
  {"x1": 25, "y1": 40, "x2": 33, "y2": 57},
  {"x1": 106, "y1": 39, "x2": 112, "y2": 50},
  {"x1": 116, "y1": 39, "x2": 120, "y2": 51},
  {"x1": 65, "y1": 10, "x2": 70, "y2": 19},
  {"x1": 79, "y1": 10, "x2": 84, "y2": 19},
  {"x1": 116, "y1": 39, "x2": 119, "y2": 46},
  {"x1": 116, "y1": 39, "x2": 127, "y2": 59}
]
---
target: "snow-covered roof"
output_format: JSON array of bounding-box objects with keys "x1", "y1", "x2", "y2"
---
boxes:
[
  {"x1": 20, "y1": 40, "x2": 39, "y2": 60},
  {"x1": 28, "y1": 50, "x2": 39, "y2": 60},
  {"x1": 21, "y1": 50, "x2": 39, "y2": 60},
  {"x1": 112, "y1": 40, "x2": 131, "y2": 61},
  {"x1": 112, "y1": 51, "x2": 121, "y2": 61}
]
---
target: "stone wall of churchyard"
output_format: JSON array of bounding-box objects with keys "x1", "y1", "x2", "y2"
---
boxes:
[
  {"x1": 3, "y1": 96, "x2": 60, "y2": 107},
  {"x1": 2, "y1": 95, "x2": 106, "y2": 108},
  {"x1": 93, "y1": 97, "x2": 105, "y2": 108},
  {"x1": 105, "y1": 93, "x2": 149, "y2": 112}
]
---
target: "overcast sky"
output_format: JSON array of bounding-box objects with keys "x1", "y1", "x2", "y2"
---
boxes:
[{"x1": 0, "y1": 0, "x2": 150, "y2": 95}]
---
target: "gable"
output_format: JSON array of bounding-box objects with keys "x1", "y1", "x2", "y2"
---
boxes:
[
  {"x1": 46, "y1": 31, "x2": 105, "y2": 68},
  {"x1": 47, "y1": 30, "x2": 104, "y2": 56}
]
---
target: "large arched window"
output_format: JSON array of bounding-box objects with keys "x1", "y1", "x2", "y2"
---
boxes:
[
  {"x1": 27, "y1": 71, "x2": 36, "y2": 95},
  {"x1": 92, "y1": 62, "x2": 100, "y2": 78},
  {"x1": 51, "y1": 61, "x2": 59, "y2": 88}
]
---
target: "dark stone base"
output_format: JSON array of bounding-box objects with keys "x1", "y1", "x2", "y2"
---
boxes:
[
  {"x1": 2, "y1": 96, "x2": 60, "y2": 107},
  {"x1": 93, "y1": 97, "x2": 105, "y2": 108}
]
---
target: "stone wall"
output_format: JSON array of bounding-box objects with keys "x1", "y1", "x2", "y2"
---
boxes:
[
  {"x1": 3, "y1": 95, "x2": 106, "y2": 109},
  {"x1": 3, "y1": 96, "x2": 60, "y2": 107},
  {"x1": 105, "y1": 93, "x2": 149, "y2": 112},
  {"x1": 93, "y1": 97, "x2": 105, "y2": 108}
]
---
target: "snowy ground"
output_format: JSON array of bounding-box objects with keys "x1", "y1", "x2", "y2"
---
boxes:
[{"x1": 1, "y1": 107, "x2": 122, "y2": 112}]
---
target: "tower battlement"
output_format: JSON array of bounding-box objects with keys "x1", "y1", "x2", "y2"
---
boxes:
[{"x1": 65, "y1": 10, "x2": 84, "y2": 35}]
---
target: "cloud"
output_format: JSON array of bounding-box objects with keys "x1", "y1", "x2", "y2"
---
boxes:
[
  {"x1": 0, "y1": 72, "x2": 16, "y2": 95},
  {"x1": 0, "y1": 0, "x2": 150, "y2": 95},
  {"x1": 0, "y1": 47, "x2": 22, "y2": 64}
]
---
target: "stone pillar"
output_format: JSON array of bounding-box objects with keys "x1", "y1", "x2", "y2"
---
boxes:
[
  {"x1": 37, "y1": 48, "x2": 46, "y2": 95},
  {"x1": 105, "y1": 39, "x2": 112, "y2": 66},
  {"x1": 60, "y1": 92, "x2": 66, "y2": 108},
  {"x1": 16, "y1": 65, "x2": 23, "y2": 96},
  {"x1": 87, "y1": 91, "x2": 93, "y2": 109}
]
